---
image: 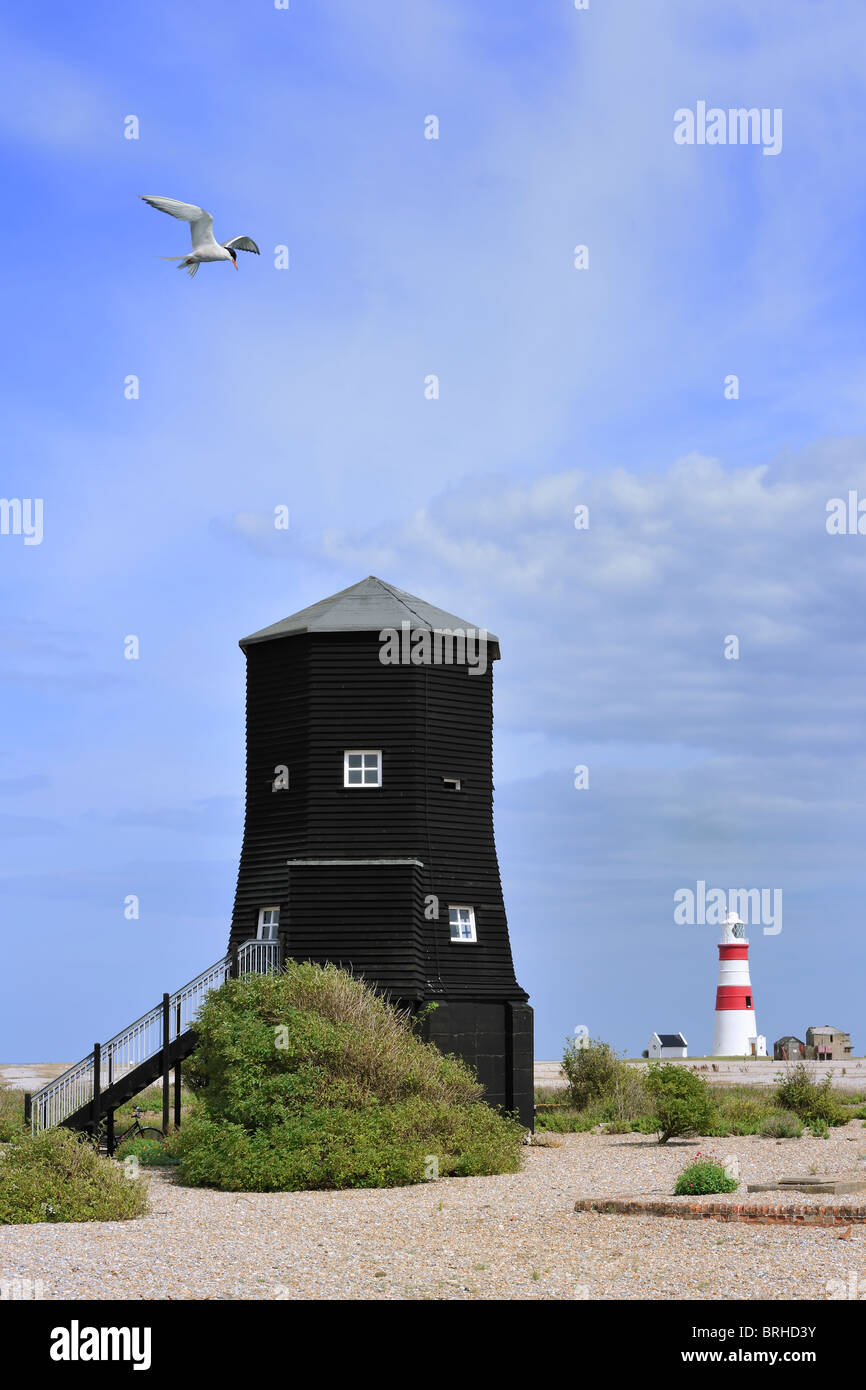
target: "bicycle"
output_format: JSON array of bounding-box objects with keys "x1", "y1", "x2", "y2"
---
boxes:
[{"x1": 113, "y1": 1106, "x2": 164, "y2": 1148}]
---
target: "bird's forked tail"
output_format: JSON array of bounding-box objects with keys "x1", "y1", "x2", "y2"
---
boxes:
[{"x1": 157, "y1": 255, "x2": 199, "y2": 278}]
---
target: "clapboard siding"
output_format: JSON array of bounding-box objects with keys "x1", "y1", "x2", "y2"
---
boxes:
[
  {"x1": 228, "y1": 587, "x2": 533, "y2": 1125},
  {"x1": 286, "y1": 862, "x2": 428, "y2": 996}
]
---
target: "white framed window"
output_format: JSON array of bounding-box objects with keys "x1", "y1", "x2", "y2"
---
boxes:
[
  {"x1": 449, "y1": 905, "x2": 477, "y2": 943},
  {"x1": 344, "y1": 750, "x2": 382, "y2": 787},
  {"x1": 257, "y1": 906, "x2": 280, "y2": 941},
  {"x1": 442, "y1": 777, "x2": 461, "y2": 791}
]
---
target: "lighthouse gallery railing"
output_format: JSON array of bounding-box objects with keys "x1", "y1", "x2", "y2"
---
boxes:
[{"x1": 30, "y1": 940, "x2": 281, "y2": 1133}]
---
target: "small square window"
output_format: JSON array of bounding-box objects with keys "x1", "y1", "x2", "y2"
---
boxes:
[
  {"x1": 344, "y1": 750, "x2": 382, "y2": 787},
  {"x1": 257, "y1": 907, "x2": 280, "y2": 941},
  {"x1": 449, "y1": 906, "x2": 477, "y2": 943},
  {"x1": 442, "y1": 777, "x2": 461, "y2": 791}
]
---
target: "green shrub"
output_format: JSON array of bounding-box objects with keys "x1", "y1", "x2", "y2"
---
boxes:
[
  {"x1": 807, "y1": 1117, "x2": 830, "y2": 1139},
  {"x1": 0, "y1": 1129, "x2": 148, "y2": 1225},
  {"x1": 674, "y1": 1151, "x2": 739, "y2": 1196},
  {"x1": 560, "y1": 1038, "x2": 652, "y2": 1124},
  {"x1": 561, "y1": 1038, "x2": 624, "y2": 1111},
  {"x1": 177, "y1": 1096, "x2": 518, "y2": 1189},
  {"x1": 846, "y1": 1104, "x2": 866, "y2": 1120},
  {"x1": 175, "y1": 962, "x2": 523, "y2": 1191},
  {"x1": 114, "y1": 1134, "x2": 179, "y2": 1166},
  {"x1": 536, "y1": 1100, "x2": 656, "y2": 1135},
  {"x1": 712, "y1": 1087, "x2": 776, "y2": 1135},
  {"x1": 759, "y1": 1110, "x2": 804, "y2": 1138},
  {"x1": 774, "y1": 1066, "x2": 844, "y2": 1125},
  {"x1": 704, "y1": 1119, "x2": 733, "y2": 1138},
  {"x1": 535, "y1": 1110, "x2": 598, "y2": 1133},
  {"x1": 0, "y1": 1088, "x2": 27, "y2": 1143},
  {"x1": 644, "y1": 1064, "x2": 715, "y2": 1144},
  {"x1": 606, "y1": 1067, "x2": 651, "y2": 1123}
]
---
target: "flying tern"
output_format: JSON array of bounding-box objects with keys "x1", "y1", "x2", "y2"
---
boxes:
[{"x1": 140, "y1": 195, "x2": 260, "y2": 278}]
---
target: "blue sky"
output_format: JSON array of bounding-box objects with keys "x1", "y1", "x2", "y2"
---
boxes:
[{"x1": 2, "y1": 0, "x2": 866, "y2": 1062}]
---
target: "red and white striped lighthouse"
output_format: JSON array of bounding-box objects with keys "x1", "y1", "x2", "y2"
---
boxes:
[{"x1": 712, "y1": 909, "x2": 757, "y2": 1056}]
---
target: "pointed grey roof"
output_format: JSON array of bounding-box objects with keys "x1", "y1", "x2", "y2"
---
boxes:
[{"x1": 239, "y1": 576, "x2": 499, "y2": 651}]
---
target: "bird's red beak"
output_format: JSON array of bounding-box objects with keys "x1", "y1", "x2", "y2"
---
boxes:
[{"x1": 232, "y1": 258, "x2": 238, "y2": 270}]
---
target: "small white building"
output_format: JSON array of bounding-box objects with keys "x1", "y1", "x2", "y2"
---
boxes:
[
  {"x1": 648, "y1": 1032, "x2": 688, "y2": 1059},
  {"x1": 747, "y1": 1035, "x2": 768, "y2": 1058}
]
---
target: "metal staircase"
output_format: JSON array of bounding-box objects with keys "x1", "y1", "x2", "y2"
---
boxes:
[{"x1": 27, "y1": 941, "x2": 280, "y2": 1145}]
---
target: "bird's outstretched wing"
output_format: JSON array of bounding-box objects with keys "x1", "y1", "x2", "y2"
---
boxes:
[
  {"x1": 140, "y1": 196, "x2": 214, "y2": 248},
  {"x1": 222, "y1": 236, "x2": 260, "y2": 255}
]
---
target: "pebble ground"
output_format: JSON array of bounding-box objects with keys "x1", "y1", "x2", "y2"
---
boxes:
[{"x1": 1, "y1": 1126, "x2": 865, "y2": 1300}]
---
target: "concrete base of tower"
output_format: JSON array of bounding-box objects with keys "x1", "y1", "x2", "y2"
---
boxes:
[
  {"x1": 713, "y1": 1008, "x2": 758, "y2": 1056},
  {"x1": 420, "y1": 999, "x2": 535, "y2": 1130}
]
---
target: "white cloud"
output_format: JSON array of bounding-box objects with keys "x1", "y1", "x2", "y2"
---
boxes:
[{"x1": 313, "y1": 440, "x2": 866, "y2": 760}]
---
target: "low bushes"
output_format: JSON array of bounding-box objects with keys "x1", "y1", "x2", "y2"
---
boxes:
[
  {"x1": 0, "y1": 1088, "x2": 27, "y2": 1143},
  {"x1": 536, "y1": 1108, "x2": 600, "y2": 1133},
  {"x1": 711, "y1": 1087, "x2": 773, "y2": 1134},
  {"x1": 543, "y1": 1040, "x2": 652, "y2": 1133},
  {"x1": 177, "y1": 1096, "x2": 519, "y2": 1190},
  {"x1": 539, "y1": 1049, "x2": 860, "y2": 1143},
  {"x1": 759, "y1": 1110, "x2": 804, "y2": 1138},
  {"x1": 561, "y1": 1038, "x2": 627, "y2": 1111},
  {"x1": 540, "y1": 1054, "x2": 716, "y2": 1143},
  {"x1": 0, "y1": 1128, "x2": 148, "y2": 1225},
  {"x1": 774, "y1": 1065, "x2": 845, "y2": 1126},
  {"x1": 629, "y1": 1116, "x2": 661, "y2": 1135},
  {"x1": 674, "y1": 1151, "x2": 739, "y2": 1196},
  {"x1": 645, "y1": 1064, "x2": 715, "y2": 1144},
  {"x1": 114, "y1": 1134, "x2": 179, "y2": 1167},
  {"x1": 175, "y1": 962, "x2": 524, "y2": 1191}
]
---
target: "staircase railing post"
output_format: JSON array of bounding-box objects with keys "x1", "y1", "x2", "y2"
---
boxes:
[
  {"x1": 174, "y1": 1000, "x2": 182, "y2": 1129},
  {"x1": 162, "y1": 993, "x2": 170, "y2": 1133},
  {"x1": 106, "y1": 1108, "x2": 115, "y2": 1157},
  {"x1": 23, "y1": 1092, "x2": 31, "y2": 1128},
  {"x1": 231, "y1": 944, "x2": 239, "y2": 979},
  {"x1": 92, "y1": 1043, "x2": 101, "y2": 1139}
]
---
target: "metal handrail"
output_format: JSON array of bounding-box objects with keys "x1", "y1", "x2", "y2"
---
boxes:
[
  {"x1": 28, "y1": 949, "x2": 256, "y2": 1132},
  {"x1": 31, "y1": 943, "x2": 285, "y2": 1132},
  {"x1": 236, "y1": 939, "x2": 281, "y2": 975},
  {"x1": 30, "y1": 1055, "x2": 96, "y2": 1134}
]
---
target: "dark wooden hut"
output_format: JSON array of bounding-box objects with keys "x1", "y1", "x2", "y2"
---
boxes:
[{"x1": 228, "y1": 575, "x2": 534, "y2": 1126}]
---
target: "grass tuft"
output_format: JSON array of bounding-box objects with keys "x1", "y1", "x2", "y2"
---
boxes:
[{"x1": 0, "y1": 1088, "x2": 27, "y2": 1143}]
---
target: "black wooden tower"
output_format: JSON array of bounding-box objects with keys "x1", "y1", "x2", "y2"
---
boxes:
[{"x1": 228, "y1": 576, "x2": 533, "y2": 1126}]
